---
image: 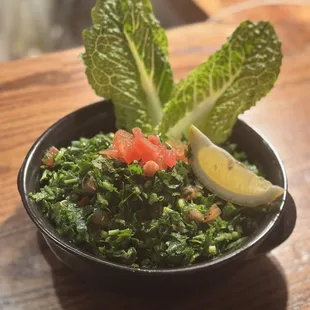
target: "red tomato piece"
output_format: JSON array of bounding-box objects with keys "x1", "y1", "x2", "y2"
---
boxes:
[
  {"x1": 132, "y1": 133, "x2": 160, "y2": 164},
  {"x1": 99, "y1": 128, "x2": 188, "y2": 169},
  {"x1": 164, "y1": 149, "x2": 177, "y2": 168},
  {"x1": 42, "y1": 155, "x2": 54, "y2": 167},
  {"x1": 49, "y1": 146, "x2": 59, "y2": 154},
  {"x1": 166, "y1": 139, "x2": 188, "y2": 163},
  {"x1": 42, "y1": 146, "x2": 58, "y2": 166},
  {"x1": 186, "y1": 209, "x2": 204, "y2": 222},
  {"x1": 99, "y1": 148, "x2": 119, "y2": 160},
  {"x1": 157, "y1": 159, "x2": 167, "y2": 170},
  {"x1": 148, "y1": 135, "x2": 161, "y2": 146},
  {"x1": 156, "y1": 145, "x2": 168, "y2": 170},
  {"x1": 177, "y1": 154, "x2": 188, "y2": 163},
  {"x1": 117, "y1": 140, "x2": 134, "y2": 163},
  {"x1": 143, "y1": 160, "x2": 160, "y2": 177},
  {"x1": 113, "y1": 129, "x2": 133, "y2": 144},
  {"x1": 123, "y1": 144, "x2": 141, "y2": 164},
  {"x1": 112, "y1": 130, "x2": 135, "y2": 163},
  {"x1": 182, "y1": 186, "x2": 199, "y2": 201},
  {"x1": 132, "y1": 127, "x2": 144, "y2": 139},
  {"x1": 203, "y1": 204, "x2": 221, "y2": 223}
]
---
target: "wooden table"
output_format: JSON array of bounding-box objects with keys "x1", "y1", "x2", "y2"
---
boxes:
[{"x1": 1, "y1": 5, "x2": 310, "y2": 310}]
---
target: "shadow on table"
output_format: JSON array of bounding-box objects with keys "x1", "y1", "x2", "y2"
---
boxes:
[{"x1": 36, "y1": 232, "x2": 288, "y2": 310}]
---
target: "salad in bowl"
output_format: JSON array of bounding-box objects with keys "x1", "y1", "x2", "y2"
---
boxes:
[{"x1": 24, "y1": 0, "x2": 291, "y2": 272}]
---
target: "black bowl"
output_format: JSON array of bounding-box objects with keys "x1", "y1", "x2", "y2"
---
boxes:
[{"x1": 17, "y1": 100, "x2": 296, "y2": 288}]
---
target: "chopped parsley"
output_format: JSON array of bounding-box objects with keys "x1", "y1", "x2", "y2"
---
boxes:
[{"x1": 29, "y1": 132, "x2": 269, "y2": 268}]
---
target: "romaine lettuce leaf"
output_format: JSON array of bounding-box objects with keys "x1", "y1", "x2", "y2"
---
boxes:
[
  {"x1": 158, "y1": 21, "x2": 282, "y2": 144},
  {"x1": 82, "y1": 0, "x2": 174, "y2": 133}
]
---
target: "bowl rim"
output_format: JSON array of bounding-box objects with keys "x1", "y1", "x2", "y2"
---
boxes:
[{"x1": 17, "y1": 101, "x2": 288, "y2": 275}]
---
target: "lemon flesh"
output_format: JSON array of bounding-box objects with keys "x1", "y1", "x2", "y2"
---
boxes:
[{"x1": 189, "y1": 125, "x2": 284, "y2": 207}]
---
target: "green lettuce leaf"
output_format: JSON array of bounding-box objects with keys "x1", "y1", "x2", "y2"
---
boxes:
[
  {"x1": 158, "y1": 21, "x2": 282, "y2": 144},
  {"x1": 82, "y1": 0, "x2": 174, "y2": 133},
  {"x1": 91, "y1": 0, "x2": 169, "y2": 55}
]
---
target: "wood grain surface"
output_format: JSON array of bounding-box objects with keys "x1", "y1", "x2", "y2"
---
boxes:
[{"x1": 1, "y1": 4, "x2": 310, "y2": 310}]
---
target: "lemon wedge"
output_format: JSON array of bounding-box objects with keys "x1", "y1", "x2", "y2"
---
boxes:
[{"x1": 189, "y1": 125, "x2": 284, "y2": 207}]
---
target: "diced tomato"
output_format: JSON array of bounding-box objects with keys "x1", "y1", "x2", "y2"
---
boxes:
[
  {"x1": 130, "y1": 146, "x2": 143, "y2": 163},
  {"x1": 132, "y1": 133, "x2": 160, "y2": 164},
  {"x1": 42, "y1": 155, "x2": 54, "y2": 167},
  {"x1": 203, "y1": 204, "x2": 221, "y2": 222},
  {"x1": 166, "y1": 139, "x2": 188, "y2": 163},
  {"x1": 99, "y1": 127, "x2": 189, "y2": 171},
  {"x1": 42, "y1": 146, "x2": 58, "y2": 167},
  {"x1": 177, "y1": 154, "x2": 188, "y2": 162},
  {"x1": 121, "y1": 147, "x2": 136, "y2": 164},
  {"x1": 112, "y1": 130, "x2": 134, "y2": 163},
  {"x1": 117, "y1": 140, "x2": 133, "y2": 163},
  {"x1": 114, "y1": 129, "x2": 133, "y2": 143},
  {"x1": 185, "y1": 204, "x2": 221, "y2": 223},
  {"x1": 49, "y1": 146, "x2": 59, "y2": 154},
  {"x1": 166, "y1": 139, "x2": 184, "y2": 150},
  {"x1": 164, "y1": 149, "x2": 177, "y2": 168},
  {"x1": 157, "y1": 159, "x2": 167, "y2": 170},
  {"x1": 132, "y1": 127, "x2": 144, "y2": 139},
  {"x1": 99, "y1": 148, "x2": 119, "y2": 159},
  {"x1": 156, "y1": 145, "x2": 168, "y2": 170},
  {"x1": 182, "y1": 186, "x2": 199, "y2": 201},
  {"x1": 186, "y1": 209, "x2": 204, "y2": 222},
  {"x1": 148, "y1": 135, "x2": 161, "y2": 146},
  {"x1": 143, "y1": 160, "x2": 160, "y2": 177}
]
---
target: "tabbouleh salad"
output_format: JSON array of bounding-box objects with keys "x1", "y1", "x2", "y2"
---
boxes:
[{"x1": 30, "y1": 129, "x2": 267, "y2": 268}]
